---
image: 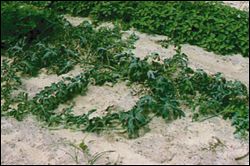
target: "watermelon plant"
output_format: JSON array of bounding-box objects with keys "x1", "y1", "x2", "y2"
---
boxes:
[
  {"x1": 24, "y1": 1, "x2": 249, "y2": 57},
  {"x1": 1, "y1": 2, "x2": 249, "y2": 139},
  {"x1": 1, "y1": 3, "x2": 65, "y2": 46}
]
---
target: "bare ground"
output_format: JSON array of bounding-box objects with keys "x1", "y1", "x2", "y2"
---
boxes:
[{"x1": 223, "y1": 1, "x2": 249, "y2": 11}]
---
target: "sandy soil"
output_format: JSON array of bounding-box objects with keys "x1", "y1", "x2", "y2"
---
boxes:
[
  {"x1": 64, "y1": 15, "x2": 91, "y2": 27},
  {"x1": 71, "y1": 82, "x2": 139, "y2": 117},
  {"x1": 223, "y1": 1, "x2": 249, "y2": 11},
  {"x1": 20, "y1": 65, "x2": 83, "y2": 98},
  {"x1": 1, "y1": 110, "x2": 249, "y2": 165},
  {"x1": 1, "y1": 9, "x2": 249, "y2": 165}
]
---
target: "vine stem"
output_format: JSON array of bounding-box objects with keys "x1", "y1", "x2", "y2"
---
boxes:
[{"x1": 235, "y1": 151, "x2": 249, "y2": 161}]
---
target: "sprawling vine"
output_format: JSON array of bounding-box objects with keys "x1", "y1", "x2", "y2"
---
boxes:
[
  {"x1": 1, "y1": 3, "x2": 249, "y2": 139},
  {"x1": 17, "y1": 1, "x2": 250, "y2": 57}
]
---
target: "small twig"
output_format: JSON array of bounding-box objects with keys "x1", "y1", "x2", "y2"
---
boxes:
[
  {"x1": 235, "y1": 151, "x2": 249, "y2": 161},
  {"x1": 199, "y1": 114, "x2": 220, "y2": 122},
  {"x1": 198, "y1": 109, "x2": 231, "y2": 122}
]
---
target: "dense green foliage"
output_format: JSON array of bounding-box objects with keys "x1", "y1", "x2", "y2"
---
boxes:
[
  {"x1": 1, "y1": 2, "x2": 65, "y2": 45},
  {"x1": 23, "y1": 1, "x2": 250, "y2": 57},
  {"x1": 1, "y1": 2, "x2": 249, "y2": 139}
]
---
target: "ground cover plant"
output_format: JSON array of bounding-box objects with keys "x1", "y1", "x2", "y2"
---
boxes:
[
  {"x1": 1, "y1": 2, "x2": 249, "y2": 140},
  {"x1": 19, "y1": 1, "x2": 250, "y2": 57}
]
